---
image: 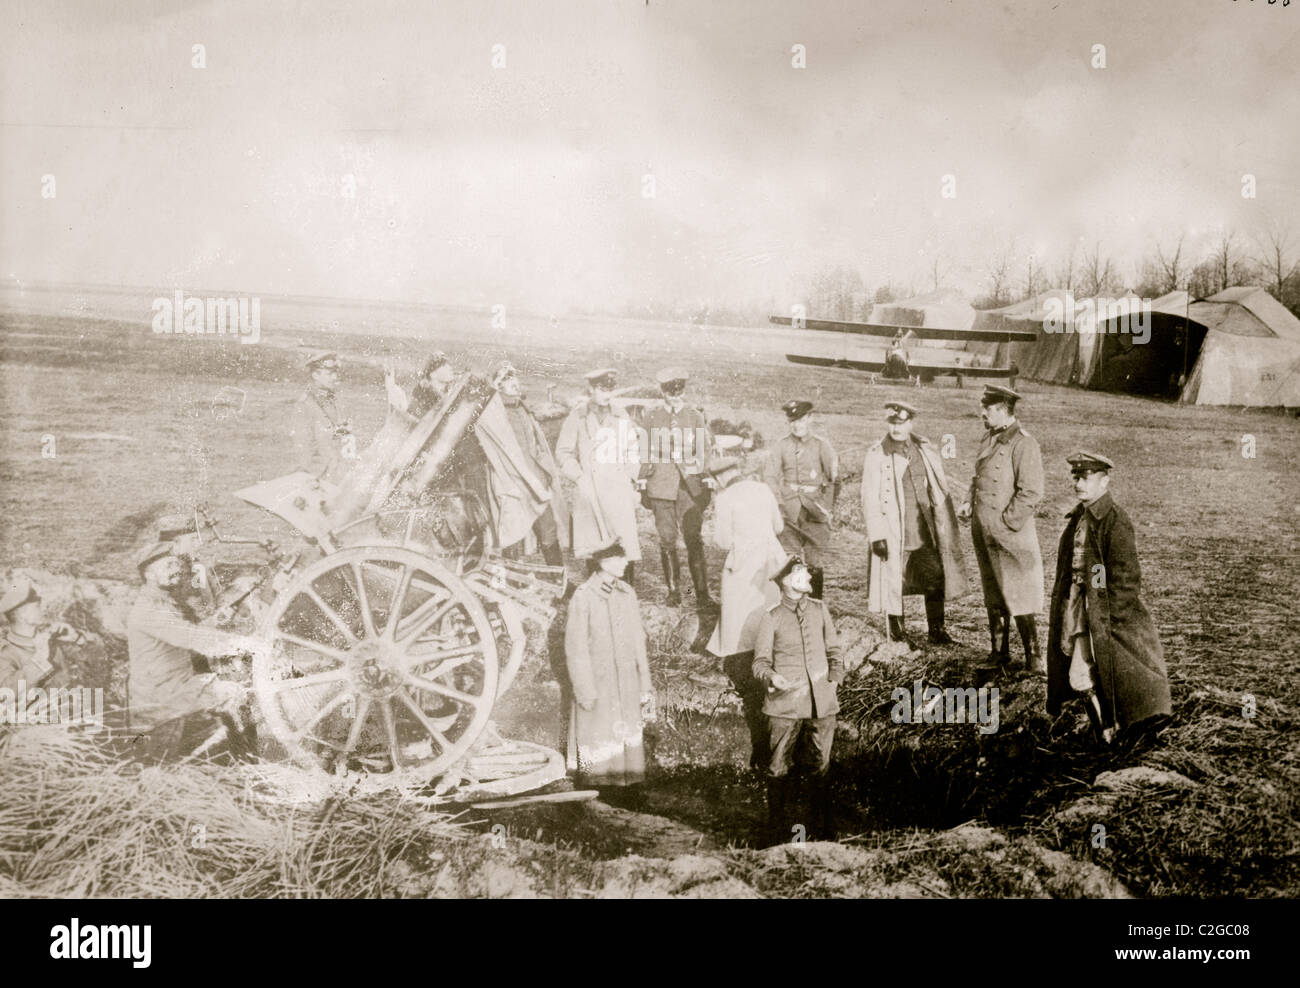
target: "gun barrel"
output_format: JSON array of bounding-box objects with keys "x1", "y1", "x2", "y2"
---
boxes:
[{"x1": 399, "y1": 377, "x2": 496, "y2": 495}]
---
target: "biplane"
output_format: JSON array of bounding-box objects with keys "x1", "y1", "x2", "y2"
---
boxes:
[{"x1": 769, "y1": 315, "x2": 1036, "y2": 387}]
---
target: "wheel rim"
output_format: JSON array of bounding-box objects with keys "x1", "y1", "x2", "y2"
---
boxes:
[
  {"x1": 254, "y1": 547, "x2": 498, "y2": 789},
  {"x1": 484, "y1": 602, "x2": 526, "y2": 697}
]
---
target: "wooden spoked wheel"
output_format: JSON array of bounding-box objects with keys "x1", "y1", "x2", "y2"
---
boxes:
[{"x1": 254, "y1": 546, "x2": 499, "y2": 790}]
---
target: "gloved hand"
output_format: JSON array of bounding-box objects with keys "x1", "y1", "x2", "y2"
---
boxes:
[{"x1": 871, "y1": 540, "x2": 888, "y2": 560}]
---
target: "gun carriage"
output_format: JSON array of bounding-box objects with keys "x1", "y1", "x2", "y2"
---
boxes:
[{"x1": 202, "y1": 375, "x2": 567, "y2": 798}]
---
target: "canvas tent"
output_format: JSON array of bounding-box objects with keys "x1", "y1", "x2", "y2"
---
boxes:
[
  {"x1": 965, "y1": 290, "x2": 1091, "y2": 381},
  {"x1": 968, "y1": 290, "x2": 1194, "y2": 394},
  {"x1": 967, "y1": 286, "x2": 1300, "y2": 406},
  {"x1": 868, "y1": 289, "x2": 975, "y2": 350},
  {"x1": 1173, "y1": 287, "x2": 1300, "y2": 407}
]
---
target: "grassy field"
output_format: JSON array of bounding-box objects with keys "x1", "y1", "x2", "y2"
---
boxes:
[{"x1": 3, "y1": 307, "x2": 1299, "y2": 896}]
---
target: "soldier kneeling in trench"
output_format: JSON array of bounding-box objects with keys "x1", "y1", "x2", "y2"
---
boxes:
[
  {"x1": 127, "y1": 540, "x2": 266, "y2": 761},
  {"x1": 752, "y1": 556, "x2": 844, "y2": 844},
  {"x1": 1046, "y1": 452, "x2": 1172, "y2": 746}
]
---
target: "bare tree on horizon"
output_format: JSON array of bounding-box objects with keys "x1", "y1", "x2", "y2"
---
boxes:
[{"x1": 1253, "y1": 221, "x2": 1298, "y2": 309}]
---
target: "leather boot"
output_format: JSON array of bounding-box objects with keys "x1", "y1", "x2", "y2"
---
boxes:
[
  {"x1": 985, "y1": 609, "x2": 1006, "y2": 664},
  {"x1": 926, "y1": 596, "x2": 954, "y2": 645},
  {"x1": 541, "y1": 541, "x2": 564, "y2": 568},
  {"x1": 686, "y1": 544, "x2": 715, "y2": 610},
  {"x1": 887, "y1": 614, "x2": 912, "y2": 648},
  {"x1": 765, "y1": 776, "x2": 790, "y2": 846},
  {"x1": 660, "y1": 548, "x2": 681, "y2": 605},
  {"x1": 813, "y1": 773, "x2": 836, "y2": 841},
  {"x1": 809, "y1": 565, "x2": 825, "y2": 601},
  {"x1": 977, "y1": 605, "x2": 998, "y2": 660},
  {"x1": 977, "y1": 609, "x2": 1011, "y2": 684},
  {"x1": 1081, "y1": 689, "x2": 1115, "y2": 745},
  {"x1": 1015, "y1": 614, "x2": 1045, "y2": 675}
]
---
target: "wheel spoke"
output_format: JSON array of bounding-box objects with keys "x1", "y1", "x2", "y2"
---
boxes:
[
  {"x1": 380, "y1": 700, "x2": 402, "y2": 769},
  {"x1": 342, "y1": 696, "x2": 372, "y2": 755},
  {"x1": 395, "y1": 596, "x2": 456, "y2": 644},
  {"x1": 302, "y1": 586, "x2": 359, "y2": 645},
  {"x1": 267, "y1": 666, "x2": 350, "y2": 693},
  {"x1": 413, "y1": 655, "x2": 478, "y2": 684},
  {"x1": 291, "y1": 690, "x2": 352, "y2": 741},
  {"x1": 403, "y1": 641, "x2": 484, "y2": 663},
  {"x1": 352, "y1": 562, "x2": 377, "y2": 638},
  {"x1": 275, "y1": 633, "x2": 350, "y2": 664},
  {"x1": 382, "y1": 564, "x2": 414, "y2": 641},
  {"x1": 404, "y1": 673, "x2": 484, "y2": 708},
  {"x1": 397, "y1": 689, "x2": 454, "y2": 753}
]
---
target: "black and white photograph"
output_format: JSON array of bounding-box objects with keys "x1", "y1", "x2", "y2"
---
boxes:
[{"x1": 1, "y1": 0, "x2": 1296, "y2": 934}]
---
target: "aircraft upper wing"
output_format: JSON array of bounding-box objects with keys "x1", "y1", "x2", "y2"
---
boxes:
[
  {"x1": 785, "y1": 354, "x2": 1020, "y2": 377},
  {"x1": 769, "y1": 315, "x2": 1038, "y2": 343}
]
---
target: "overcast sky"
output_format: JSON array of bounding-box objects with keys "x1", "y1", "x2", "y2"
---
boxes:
[{"x1": 2, "y1": 0, "x2": 1297, "y2": 314}]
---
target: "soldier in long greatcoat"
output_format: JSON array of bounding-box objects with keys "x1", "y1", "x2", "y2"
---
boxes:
[
  {"x1": 564, "y1": 540, "x2": 654, "y2": 786},
  {"x1": 490, "y1": 361, "x2": 569, "y2": 566},
  {"x1": 957, "y1": 385, "x2": 1045, "y2": 674},
  {"x1": 861, "y1": 401, "x2": 967, "y2": 646},
  {"x1": 555, "y1": 368, "x2": 643, "y2": 571},
  {"x1": 705, "y1": 444, "x2": 786, "y2": 770},
  {"x1": 1047, "y1": 452, "x2": 1172, "y2": 744}
]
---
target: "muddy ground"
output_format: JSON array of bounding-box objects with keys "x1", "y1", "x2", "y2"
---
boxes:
[{"x1": 2, "y1": 309, "x2": 1298, "y2": 897}]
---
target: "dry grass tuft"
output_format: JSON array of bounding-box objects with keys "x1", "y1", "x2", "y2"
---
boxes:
[{"x1": 0, "y1": 725, "x2": 469, "y2": 898}]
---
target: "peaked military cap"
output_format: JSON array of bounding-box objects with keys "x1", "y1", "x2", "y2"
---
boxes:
[
  {"x1": 885, "y1": 400, "x2": 918, "y2": 422},
  {"x1": 584, "y1": 368, "x2": 618, "y2": 390},
  {"x1": 771, "y1": 554, "x2": 809, "y2": 587},
  {"x1": 782, "y1": 399, "x2": 814, "y2": 420},
  {"x1": 1067, "y1": 450, "x2": 1114, "y2": 473},
  {"x1": 304, "y1": 350, "x2": 341, "y2": 371},
  {"x1": 655, "y1": 367, "x2": 689, "y2": 387},
  {"x1": 980, "y1": 384, "x2": 1021, "y2": 406}
]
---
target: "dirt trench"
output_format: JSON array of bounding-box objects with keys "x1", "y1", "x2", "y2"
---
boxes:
[{"x1": 15, "y1": 570, "x2": 1137, "y2": 897}]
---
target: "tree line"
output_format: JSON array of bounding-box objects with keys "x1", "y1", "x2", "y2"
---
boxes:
[{"x1": 803, "y1": 219, "x2": 1300, "y2": 318}]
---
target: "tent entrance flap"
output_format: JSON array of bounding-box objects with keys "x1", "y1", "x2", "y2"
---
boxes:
[{"x1": 1096, "y1": 313, "x2": 1207, "y2": 398}]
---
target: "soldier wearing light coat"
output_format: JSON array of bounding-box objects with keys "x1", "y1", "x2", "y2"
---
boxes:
[
  {"x1": 564, "y1": 540, "x2": 654, "y2": 786},
  {"x1": 555, "y1": 369, "x2": 643, "y2": 568},
  {"x1": 861, "y1": 402, "x2": 967, "y2": 645},
  {"x1": 706, "y1": 447, "x2": 786, "y2": 771},
  {"x1": 957, "y1": 385, "x2": 1045, "y2": 673}
]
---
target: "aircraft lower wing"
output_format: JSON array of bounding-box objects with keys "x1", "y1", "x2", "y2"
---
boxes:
[
  {"x1": 770, "y1": 315, "x2": 1038, "y2": 343},
  {"x1": 785, "y1": 353, "x2": 1019, "y2": 379}
]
